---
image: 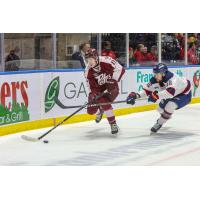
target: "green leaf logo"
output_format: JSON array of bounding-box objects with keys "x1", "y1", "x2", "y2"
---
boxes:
[{"x1": 45, "y1": 76, "x2": 60, "y2": 113}]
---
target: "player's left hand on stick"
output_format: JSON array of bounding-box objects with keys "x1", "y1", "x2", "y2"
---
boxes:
[
  {"x1": 104, "y1": 79, "x2": 119, "y2": 102},
  {"x1": 126, "y1": 92, "x2": 140, "y2": 105},
  {"x1": 89, "y1": 92, "x2": 106, "y2": 104},
  {"x1": 89, "y1": 92, "x2": 98, "y2": 104},
  {"x1": 148, "y1": 91, "x2": 159, "y2": 103}
]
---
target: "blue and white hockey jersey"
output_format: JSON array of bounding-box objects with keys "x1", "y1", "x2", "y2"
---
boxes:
[{"x1": 139, "y1": 71, "x2": 191, "y2": 100}]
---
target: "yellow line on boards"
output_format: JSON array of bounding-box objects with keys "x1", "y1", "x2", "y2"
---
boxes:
[{"x1": 0, "y1": 98, "x2": 200, "y2": 136}]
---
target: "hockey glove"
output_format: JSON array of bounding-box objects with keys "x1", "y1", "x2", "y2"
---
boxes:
[
  {"x1": 89, "y1": 91, "x2": 108, "y2": 104},
  {"x1": 127, "y1": 92, "x2": 140, "y2": 105},
  {"x1": 88, "y1": 93, "x2": 98, "y2": 104}
]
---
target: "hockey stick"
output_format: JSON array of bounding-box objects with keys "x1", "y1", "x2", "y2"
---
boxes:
[
  {"x1": 21, "y1": 92, "x2": 106, "y2": 142},
  {"x1": 21, "y1": 102, "x2": 88, "y2": 142},
  {"x1": 21, "y1": 94, "x2": 147, "y2": 142},
  {"x1": 55, "y1": 96, "x2": 147, "y2": 109},
  {"x1": 55, "y1": 97, "x2": 127, "y2": 109}
]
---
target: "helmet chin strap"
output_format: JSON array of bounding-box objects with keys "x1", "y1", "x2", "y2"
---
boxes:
[
  {"x1": 95, "y1": 56, "x2": 99, "y2": 67},
  {"x1": 93, "y1": 65, "x2": 101, "y2": 72},
  {"x1": 93, "y1": 57, "x2": 100, "y2": 72}
]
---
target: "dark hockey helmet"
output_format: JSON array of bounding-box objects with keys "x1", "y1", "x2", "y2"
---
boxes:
[{"x1": 153, "y1": 63, "x2": 168, "y2": 75}]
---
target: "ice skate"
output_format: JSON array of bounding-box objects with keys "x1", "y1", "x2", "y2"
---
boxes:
[
  {"x1": 95, "y1": 108, "x2": 104, "y2": 123},
  {"x1": 110, "y1": 123, "x2": 119, "y2": 134},
  {"x1": 150, "y1": 120, "x2": 162, "y2": 135}
]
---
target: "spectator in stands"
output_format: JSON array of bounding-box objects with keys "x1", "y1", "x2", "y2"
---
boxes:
[
  {"x1": 102, "y1": 41, "x2": 116, "y2": 59},
  {"x1": 5, "y1": 49, "x2": 20, "y2": 71},
  {"x1": 172, "y1": 40, "x2": 181, "y2": 60},
  {"x1": 162, "y1": 33, "x2": 174, "y2": 43},
  {"x1": 180, "y1": 46, "x2": 185, "y2": 60},
  {"x1": 133, "y1": 44, "x2": 148, "y2": 63},
  {"x1": 129, "y1": 47, "x2": 136, "y2": 65},
  {"x1": 188, "y1": 35, "x2": 196, "y2": 45},
  {"x1": 146, "y1": 46, "x2": 157, "y2": 61},
  {"x1": 175, "y1": 34, "x2": 185, "y2": 60},
  {"x1": 162, "y1": 34, "x2": 182, "y2": 62},
  {"x1": 188, "y1": 43, "x2": 199, "y2": 64},
  {"x1": 72, "y1": 42, "x2": 90, "y2": 68}
]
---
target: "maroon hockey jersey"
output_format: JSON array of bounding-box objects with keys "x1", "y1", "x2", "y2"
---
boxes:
[{"x1": 85, "y1": 56, "x2": 125, "y2": 94}]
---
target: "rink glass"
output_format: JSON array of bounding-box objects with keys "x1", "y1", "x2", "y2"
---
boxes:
[{"x1": 1, "y1": 33, "x2": 200, "y2": 71}]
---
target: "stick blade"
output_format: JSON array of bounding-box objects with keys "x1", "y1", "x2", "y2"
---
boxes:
[{"x1": 21, "y1": 135, "x2": 39, "y2": 142}]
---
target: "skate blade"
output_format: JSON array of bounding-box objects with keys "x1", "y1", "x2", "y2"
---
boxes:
[
  {"x1": 95, "y1": 116, "x2": 103, "y2": 123},
  {"x1": 111, "y1": 129, "x2": 120, "y2": 137},
  {"x1": 111, "y1": 133, "x2": 119, "y2": 137},
  {"x1": 21, "y1": 135, "x2": 39, "y2": 142},
  {"x1": 150, "y1": 131, "x2": 157, "y2": 136}
]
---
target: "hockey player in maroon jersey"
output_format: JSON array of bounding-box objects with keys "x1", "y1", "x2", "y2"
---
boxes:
[{"x1": 84, "y1": 48, "x2": 125, "y2": 134}]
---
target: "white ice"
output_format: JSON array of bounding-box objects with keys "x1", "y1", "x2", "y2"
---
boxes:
[{"x1": 0, "y1": 103, "x2": 200, "y2": 166}]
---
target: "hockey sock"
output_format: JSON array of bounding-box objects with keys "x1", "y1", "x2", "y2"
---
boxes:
[
  {"x1": 104, "y1": 109, "x2": 116, "y2": 124},
  {"x1": 158, "y1": 109, "x2": 172, "y2": 125},
  {"x1": 157, "y1": 101, "x2": 177, "y2": 125}
]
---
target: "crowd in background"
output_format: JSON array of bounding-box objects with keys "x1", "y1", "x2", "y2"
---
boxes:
[
  {"x1": 187, "y1": 33, "x2": 200, "y2": 64},
  {"x1": 129, "y1": 33, "x2": 158, "y2": 65},
  {"x1": 5, "y1": 48, "x2": 21, "y2": 71},
  {"x1": 4, "y1": 33, "x2": 200, "y2": 71},
  {"x1": 161, "y1": 33, "x2": 200, "y2": 65},
  {"x1": 161, "y1": 33, "x2": 184, "y2": 63},
  {"x1": 128, "y1": 33, "x2": 200, "y2": 65}
]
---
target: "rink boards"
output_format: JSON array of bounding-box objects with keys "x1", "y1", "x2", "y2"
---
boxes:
[{"x1": 0, "y1": 65, "x2": 200, "y2": 135}]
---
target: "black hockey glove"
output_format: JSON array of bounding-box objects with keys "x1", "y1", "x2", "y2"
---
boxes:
[{"x1": 126, "y1": 92, "x2": 140, "y2": 105}]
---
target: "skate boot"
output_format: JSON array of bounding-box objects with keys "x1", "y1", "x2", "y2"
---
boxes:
[
  {"x1": 95, "y1": 108, "x2": 104, "y2": 123},
  {"x1": 150, "y1": 120, "x2": 162, "y2": 135},
  {"x1": 110, "y1": 123, "x2": 119, "y2": 135}
]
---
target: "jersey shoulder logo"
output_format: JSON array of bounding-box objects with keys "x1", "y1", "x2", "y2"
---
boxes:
[
  {"x1": 111, "y1": 59, "x2": 117, "y2": 66},
  {"x1": 103, "y1": 56, "x2": 116, "y2": 65}
]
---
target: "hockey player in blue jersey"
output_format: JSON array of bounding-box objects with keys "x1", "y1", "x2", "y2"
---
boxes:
[{"x1": 126, "y1": 63, "x2": 192, "y2": 134}]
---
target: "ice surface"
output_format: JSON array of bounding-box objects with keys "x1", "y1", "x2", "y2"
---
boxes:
[{"x1": 0, "y1": 104, "x2": 200, "y2": 166}]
